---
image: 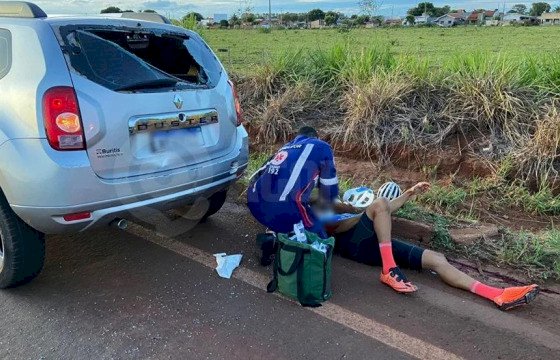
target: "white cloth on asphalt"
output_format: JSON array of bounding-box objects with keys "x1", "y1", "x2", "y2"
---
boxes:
[{"x1": 213, "y1": 253, "x2": 243, "y2": 279}]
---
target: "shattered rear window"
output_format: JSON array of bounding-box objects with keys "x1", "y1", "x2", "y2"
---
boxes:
[{"x1": 58, "y1": 26, "x2": 222, "y2": 92}]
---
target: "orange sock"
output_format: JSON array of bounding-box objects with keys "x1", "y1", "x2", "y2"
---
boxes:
[
  {"x1": 379, "y1": 242, "x2": 397, "y2": 274},
  {"x1": 470, "y1": 281, "x2": 504, "y2": 301}
]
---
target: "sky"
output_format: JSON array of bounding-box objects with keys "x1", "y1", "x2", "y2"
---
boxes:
[{"x1": 34, "y1": 0, "x2": 560, "y2": 18}]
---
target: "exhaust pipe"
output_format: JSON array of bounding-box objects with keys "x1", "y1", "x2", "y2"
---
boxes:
[{"x1": 110, "y1": 218, "x2": 128, "y2": 230}]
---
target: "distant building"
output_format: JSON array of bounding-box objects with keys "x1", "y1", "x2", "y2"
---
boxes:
[
  {"x1": 384, "y1": 17, "x2": 402, "y2": 26},
  {"x1": 285, "y1": 21, "x2": 307, "y2": 29},
  {"x1": 483, "y1": 10, "x2": 497, "y2": 19},
  {"x1": 485, "y1": 19, "x2": 501, "y2": 26},
  {"x1": 485, "y1": 11, "x2": 504, "y2": 26},
  {"x1": 435, "y1": 14, "x2": 456, "y2": 27},
  {"x1": 466, "y1": 11, "x2": 479, "y2": 24},
  {"x1": 503, "y1": 13, "x2": 523, "y2": 22},
  {"x1": 435, "y1": 13, "x2": 466, "y2": 27},
  {"x1": 540, "y1": 12, "x2": 560, "y2": 25},
  {"x1": 309, "y1": 19, "x2": 325, "y2": 28},
  {"x1": 415, "y1": 13, "x2": 434, "y2": 25},
  {"x1": 403, "y1": 13, "x2": 434, "y2": 26},
  {"x1": 451, "y1": 9, "x2": 469, "y2": 20},
  {"x1": 503, "y1": 13, "x2": 539, "y2": 25},
  {"x1": 467, "y1": 10, "x2": 496, "y2": 25},
  {"x1": 199, "y1": 19, "x2": 213, "y2": 27}
]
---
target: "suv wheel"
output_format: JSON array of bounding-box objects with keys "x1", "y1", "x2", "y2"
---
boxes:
[
  {"x1": 200, "y1": 189, "x2": 228, "y2": 222},
  {"x1": 0, "y1": 193, "x2": 45, "y2": 288}
]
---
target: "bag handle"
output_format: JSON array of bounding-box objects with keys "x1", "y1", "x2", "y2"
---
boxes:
[
  {"x1": 267, "y1": 242, "x2": 321, "y2": 307},
  {"x1": 267, "y1": 242, "x2": 307, "y2": 293},
  {"x1": 276, "y1": 244, "x2": 307, "y2": 276}
]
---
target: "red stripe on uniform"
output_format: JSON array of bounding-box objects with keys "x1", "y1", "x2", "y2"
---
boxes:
[{"x1": 296, "y1": 172, "x2": 319, "y2": 228}]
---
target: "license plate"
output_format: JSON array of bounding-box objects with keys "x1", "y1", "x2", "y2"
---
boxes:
[{"x1": 151, "y1": 127, "x2": 204, "y2": 153}]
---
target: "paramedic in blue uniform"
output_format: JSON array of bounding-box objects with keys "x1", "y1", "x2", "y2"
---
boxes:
[{"x1": 247, "y1": 126, "x2": 338, "y2": 238}]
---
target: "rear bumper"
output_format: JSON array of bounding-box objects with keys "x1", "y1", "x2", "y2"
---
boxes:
[
  {"x1": 11, "y1": 170, "x2": 242, "y2": 234},
  {"x1": 0, "y1": 126, "x2": 249, "y2": 234}
]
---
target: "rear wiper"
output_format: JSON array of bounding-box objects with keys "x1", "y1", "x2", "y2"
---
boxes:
[{"x1": 115, "y1": 78, "x2": 178, "y2": 92}]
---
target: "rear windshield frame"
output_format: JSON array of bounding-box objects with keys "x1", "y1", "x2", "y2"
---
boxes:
[{"x1": 56, "y1": 24, "x2": 223, "y2": 92}]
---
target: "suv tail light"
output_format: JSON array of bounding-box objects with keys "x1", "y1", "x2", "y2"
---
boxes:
[
  {"x1": 43, "y1": 87, "x2": 85, "y2": 151},
  {"x1": 228, "y1": 80, "x2": 243, "y2": 126}
]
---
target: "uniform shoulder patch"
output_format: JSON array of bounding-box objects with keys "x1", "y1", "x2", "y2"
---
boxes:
[{"x1": 270, "y1": 151, "x2": 289, "y2": 166}]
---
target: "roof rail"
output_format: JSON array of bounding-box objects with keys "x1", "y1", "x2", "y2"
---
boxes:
[{"x1": 0, "y1": 1, "x2": 47, "y2": 18}]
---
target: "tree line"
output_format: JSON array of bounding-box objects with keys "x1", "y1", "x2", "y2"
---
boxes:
[
  {"x1": 100, "y1": 1, "x2": 560, "y2": 26},
  {"x1": 407, "y1": 2, "x2": 555, "y2": 17},
  {"x1": 100, "y1": 6, "x2": 158, "y2": 14},
  {"x1": 505, "y1": 3, "x2": 556, "y2": 16}
]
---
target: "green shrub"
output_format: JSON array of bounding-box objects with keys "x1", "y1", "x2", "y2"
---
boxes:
[
  {"x1": 496, "y1": 229, "x2": 560, "y2": 280},
  {"x1": 179, "y1": 14, "x2": 198, "y2": 31},
  {"x1": 500, "y1": 183, "x2": 560, "y2": 216}
]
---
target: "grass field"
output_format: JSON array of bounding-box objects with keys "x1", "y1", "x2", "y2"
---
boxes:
[
  {"x1": 204, "y1": 27, "x2": 560, "y2": 74},
  {"x1": 202, "y1": 26, "x2": 560, "y2": 190}
]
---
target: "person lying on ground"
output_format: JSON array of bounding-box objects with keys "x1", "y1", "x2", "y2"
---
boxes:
[
  {"x1": 247, "y1": 126, "x2": 540, "y2": 311},
  {"x1": 325, "y1": 184, "x2": 540, "y2": 311}
]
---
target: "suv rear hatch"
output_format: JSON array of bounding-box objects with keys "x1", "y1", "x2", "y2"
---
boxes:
[{"x1": 53, "y1": 24, "x2": 237, "y2": 180}]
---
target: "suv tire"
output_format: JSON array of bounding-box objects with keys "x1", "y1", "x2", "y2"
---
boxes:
[
  {"x1": 0, "y1": 193, "x2": 45, "y2": 288},
  {"x1": 201, "y1": 189, "x2": 228, "y2": 222}
]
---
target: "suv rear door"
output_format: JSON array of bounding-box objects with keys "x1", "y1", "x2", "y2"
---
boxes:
[{"x1": 53, "y1": 23, "x2": 237, "y2": 180}]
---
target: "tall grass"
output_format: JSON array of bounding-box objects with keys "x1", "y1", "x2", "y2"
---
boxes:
[
  {"x1": 514, "y1": 103, "x2": 560, "y2": 184},
  {"x1": 238, "y1": 42, "x2": 560, "y2": 187},
  {"x1": 521, "y1": 54, "x2": 560, "y2": 96}
]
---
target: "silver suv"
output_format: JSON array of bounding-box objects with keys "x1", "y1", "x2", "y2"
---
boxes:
[{"x1": 0, "y1": 2, "x2": 249, "y2": 287}]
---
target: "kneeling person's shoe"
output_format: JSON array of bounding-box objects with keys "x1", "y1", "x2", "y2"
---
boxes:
[
  {"x1": 493, "y1": 284, "x2": 540, "y2": 311},
  {"x1": 380, "y1": 267, "x2": 418, "y2": 293},
  {"x1": 256, "y1": 232, "x2": 277, "y2": 267}
]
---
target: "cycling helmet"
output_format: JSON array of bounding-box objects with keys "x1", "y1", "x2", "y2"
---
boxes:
[
  {"x1": 343, "y1": 187, "x2": 376, "y2": 209},
  {"x1": 377, "y1": 182, "x2": 402, "y2": 200}
]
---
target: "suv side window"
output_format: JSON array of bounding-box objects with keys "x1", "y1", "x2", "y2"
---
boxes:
[{"x1": 0, "y1": 29, "x2": 12, "y2": 80}]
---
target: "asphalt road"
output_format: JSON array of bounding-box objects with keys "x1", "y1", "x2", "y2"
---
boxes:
[{"x1": 0, "y1": 200, "x2": 559, "y2": 360}]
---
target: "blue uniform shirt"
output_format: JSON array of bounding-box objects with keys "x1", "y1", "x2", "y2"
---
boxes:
[{"x1": 248, "y1": 135, "x2": 339, "y2": 233}]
